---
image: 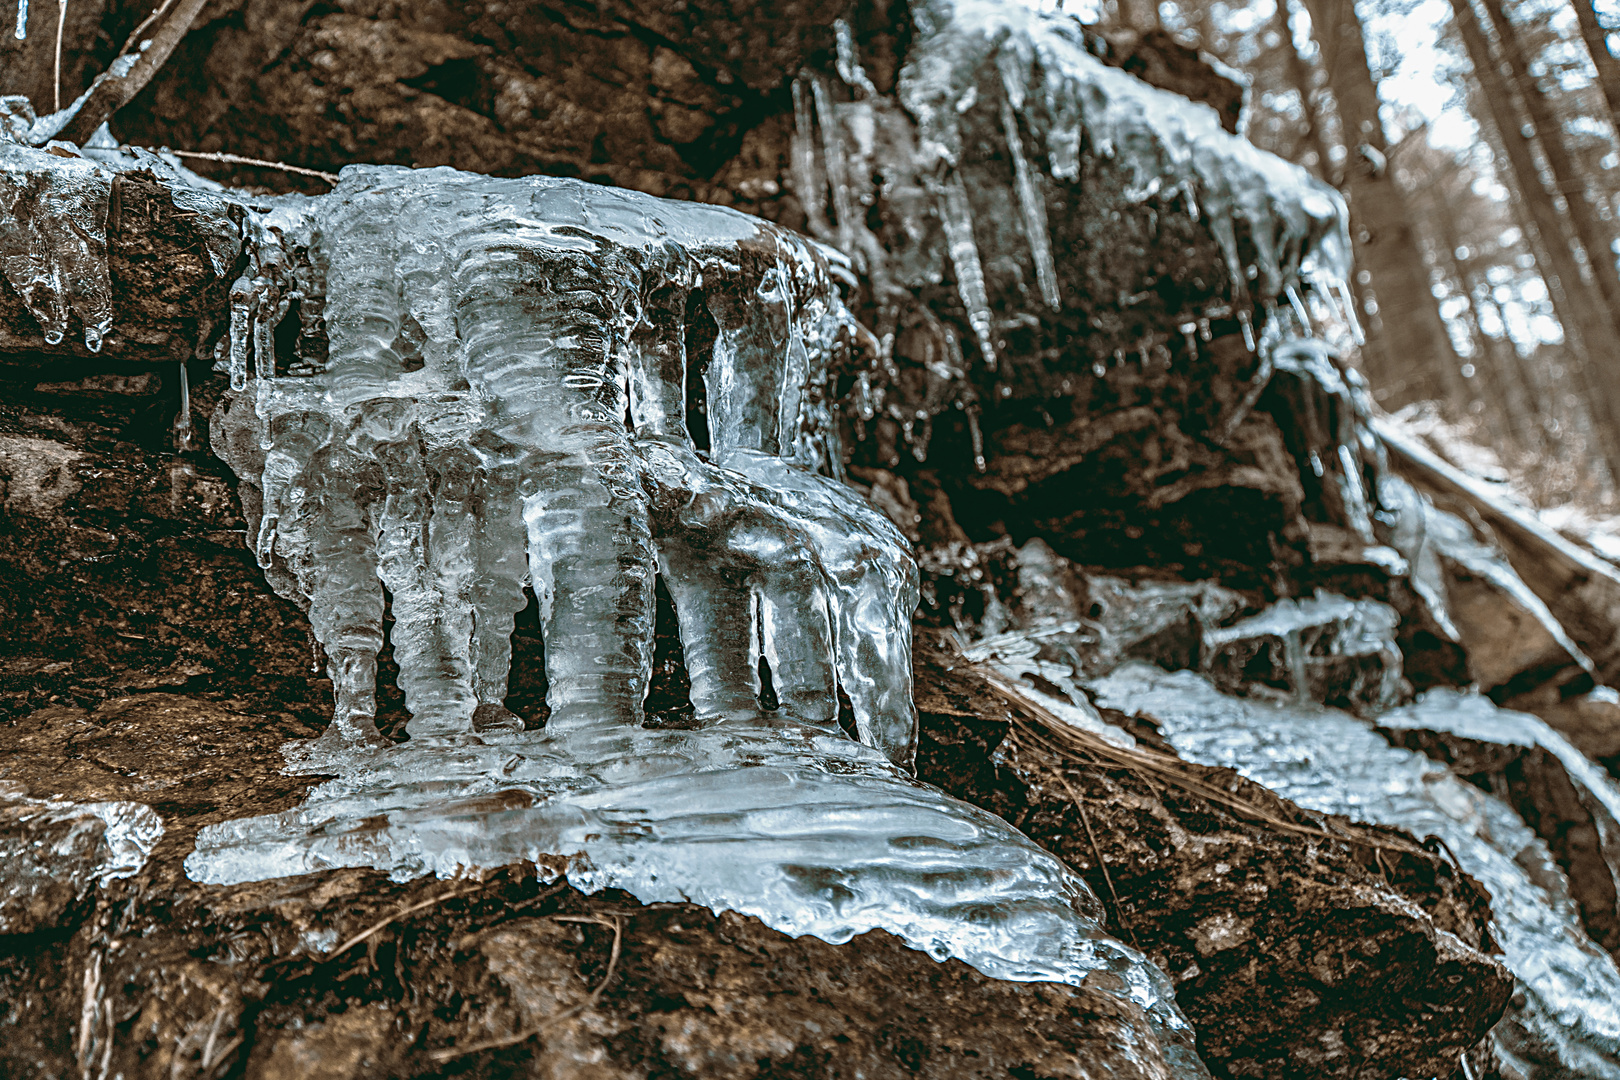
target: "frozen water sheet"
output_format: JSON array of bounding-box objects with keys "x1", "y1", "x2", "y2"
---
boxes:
[
  {"x1": 189, "y1": 165, "x2": 1207, "y2": 1076},
  {"x1": 1091, "y1": 663, "x2": 1620, "y2": 1079},
  {"x1": 187, "y1": 721, "x2": 1202, "y2": 1075}
]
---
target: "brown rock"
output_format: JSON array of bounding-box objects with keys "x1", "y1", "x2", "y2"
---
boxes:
[{"x1": 912, "y1": 635, "x2": 1513, "y2": 1080}]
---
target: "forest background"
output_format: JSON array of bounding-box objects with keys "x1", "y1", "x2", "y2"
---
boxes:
[{"x1": 1066, "y1": 0, "x2": 1620, "y2": 527}]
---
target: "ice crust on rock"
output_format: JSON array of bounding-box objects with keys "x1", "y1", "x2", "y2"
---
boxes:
[
  {"x1": 1091, "y1": 663, "x2": 1620, "y2": 1080},
  {"x1": 187, "y1": 721, "x2": 1203, "y2": 1076},
  {"x1": 879, "y1": 0, "x2": 1348, "y2": 340},
  {"x1": 0, "y1": 781, "x2": 165, "y2": 889},
  {"x1": 212, "y1": 164, "x2": 918, "y2": 760},
  {"x1": 184, "y1": 164, "x2": 1208, "y2": 1076},
  {"x1": 0, "y1": 137, "x2": 115, "y2": 351}
]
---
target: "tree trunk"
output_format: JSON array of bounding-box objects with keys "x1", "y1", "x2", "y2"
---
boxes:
[
  {"x1": 1274, "y1": 0, "x2": 1334, "y2": 180},
  {"x1": 1115, "y1": 0, "x2": 1161, "y2": 32},
  {"x1": 1479, "y1": 0, "x2": 1620, "y2": 334},
  {"x1": 1450, "y1": 0, "x2": 1620, "y2": 479},
  {"x1": 1299, "y1": 0, "x2": 1461, "y2": 405},
  {"x1": 1429, "y1": 184, "x2": 1538, "y2": 451},
  {"x1": 1570, "y1": 0, "x2": 1620, "y2": 138}
]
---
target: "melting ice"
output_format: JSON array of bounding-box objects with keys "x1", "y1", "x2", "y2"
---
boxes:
[
  {"x1": 182, "y1": 164, "x2": 1206, "y2": 1076},
  {"x1": 1091, "y1": 664, "x2": 1620, "y2": 1080}
]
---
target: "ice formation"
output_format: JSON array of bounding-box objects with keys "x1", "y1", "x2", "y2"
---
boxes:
[
  {"x1": 0, "y1": 781, "x2": 165, "y2": 888},
  {"x1": 208, "y1": 166, "x2": 916, "y2": 759},
  {"x1": 177, "y1": 164, "x2": 1208, "y2": 1075},
  {"x1": 1091, "y1": 664, "x2": 1620, "y2": 1080},
  {"x1": 0, "y1": 137, "x2": 115, "y2": 352}
]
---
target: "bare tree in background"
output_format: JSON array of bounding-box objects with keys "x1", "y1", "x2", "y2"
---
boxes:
[
  {"x1": 1299, "y1": 0, "x2": 1464, "y2": 404},
  {"x1": 1569, "y1": 0, "x2": 1620, "y2": 137},
  {"x1": 1272, "y1": 0, "x2": 1336, "y2": 179},
  {"x1": 1479, "y1": 0, "x2": 1620, "y2": 334},
  {"x1": 1447, "y1": 0, "x2": 1620, "y2": 481}
]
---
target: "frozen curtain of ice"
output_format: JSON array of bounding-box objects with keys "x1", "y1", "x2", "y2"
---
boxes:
[{"x1": 183, "y1": 163, "x2": 1209, "y2": 1075}]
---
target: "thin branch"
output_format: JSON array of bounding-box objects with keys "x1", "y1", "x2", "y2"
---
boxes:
[
  {"x1": 119, "y1": 0, "x2": 177, "y2": 54},
  {"x1": 166, "y1": 149, "x2": 339, "y2": 184},
  {"x1": 325, "y1": 883, "x2": 482, "y2": 961},
  {"x1": 57, "y1": 0, "x2": 209, "y2": 145},
  {"x1": 426, "y1": 914, "x2": 624, "y2": 1063}
]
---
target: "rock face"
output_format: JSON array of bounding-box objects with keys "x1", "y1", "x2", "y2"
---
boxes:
[
  {"x1": 912, "y1": 638, "x2": 1512, "y2": 1080},
  {"x1": 6, "y1": 0, "x2": 1613, "y2": 1077},
  {"x1": 0, "y1": 688, "x2": 1197, "y2": 1080}
]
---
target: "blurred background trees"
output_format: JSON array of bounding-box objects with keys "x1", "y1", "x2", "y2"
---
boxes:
[{"x1": 1078, "y1": 0, "x2": 1620, "y2": 508}]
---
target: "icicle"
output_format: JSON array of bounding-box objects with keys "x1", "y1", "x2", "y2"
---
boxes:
[
  {"x1": 991, "y1": 48, "x2": 1059, "y2": 312},
  {"x1": 965, "y1": 399, "x2": 986, "y2": 472},
  {"x1": 172, "y1": 362, "x2": 196, "y2": 453},
  {"x1": 1335, "y1": 280, "x2": 1365, "y2": 345},
  {"x1": 834, "y1": 18, "x2": 878, "y2": 98},
  {"x1": 227, "y1": 278, "x2": 251, "y2": 391},
  {"x1": 1000, "y1": 95, "x2": 1060, "y2": 311},
  {"x1": 13, "y1": 0, "x2": 24, "y2": 40},
  {"x1": 253, "y1": 308, "x2": 274, "y2": 382},
  {"x1": 1237, "y1": 308, "x2": 1256, "y2": 353},
  {"x1": 938, "y1": 174, "x2": 997, "y2": 370},
  {"x1": 1180, "y1": 321, "x2": 1198, "y2": 358},
  {"x1": 1336, "y1": 443, "x2": 1376, "y2": 542},
  {"x1": 790, "y1": 78, "x2": 830, "y2": 240},
  {"x1": 1091, "y1": 359, "x2": 1106, "y2": 378},
  {"x1": 1285, "y1": 284, "x2": 1313, "y2": 336},
  {"x1": 811, "y1": 75, "x2": 859, "y2": 260},
  {"x1": 1198, "y1": 317, "x2": 1212, "y2": 343}
]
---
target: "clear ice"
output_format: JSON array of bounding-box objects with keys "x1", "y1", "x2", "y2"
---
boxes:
[
  {"x1": 0, "y1": 781, "x2": 165, "y2": 888},
  {"x1": 184, "y1": 164, "x2": 1206, "y2": 1077},
  {"x1": 1091, "y1": 664, "x2": 1620, "y2": 1080},
  {"x1": 896, "y1": 0, "x2": 1352, "y2": 333}
]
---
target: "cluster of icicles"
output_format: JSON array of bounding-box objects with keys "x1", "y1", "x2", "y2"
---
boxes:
[
  {"x1": 193, "y1": 165, "x2": 1210, "y2": 1077},
  {"x1": 796, "y1": 0, "x2": 1359, "y2": 465},
  {"x1": 214, "y1": 166, "x2": 921, "y2": 764}
]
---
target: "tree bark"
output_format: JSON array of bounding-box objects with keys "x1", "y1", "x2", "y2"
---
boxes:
[
  {"x1": 1429, "y1": 183, "x2": 1537, "y2": 451},
  {"x1": 1299, "y1": 0, "x2": 1461, "y2": 405},
  {"x1": 1450, "y1": 0, "x2": 1620, "y2": 480},
  {"x1": 1479, "y1": 0, "x2": 1620, "y2": 336},
  {"x1": 1274, "y1": 0, "x2": 1335, "y2": 180},
  {"x1": 1570, "y1": 0, "x2": 1620, "y2": 138}
]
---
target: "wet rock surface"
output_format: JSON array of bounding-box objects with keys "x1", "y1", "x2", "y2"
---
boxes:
[
  {"x1": 4, "y1": 2, "x2": 1620, "y2": 1078},
  {"x1": 0, "y1": 689, "x2": 1189, "y2": 1080},
  {"x1": 912, "y1": 637, "x2": 1512, "y2": 1080}
]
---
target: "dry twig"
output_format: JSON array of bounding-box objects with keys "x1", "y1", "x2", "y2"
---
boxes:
[
  {"x1": 166, "y1": 149, "x2": 339, "y2": 184},
  {"x1": 58, "y1": 0, "x2": 210, "y2": 144},
  {"x1": 325, "y1": 882, "x2": 483, "y2": 961}
]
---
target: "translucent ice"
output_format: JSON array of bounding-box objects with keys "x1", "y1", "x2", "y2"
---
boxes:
[
  {"x1": 1092, "y1": 664, "x2": 1620, "y2": 1080},
  {"x1": 898, "y1": 0, "x2": 1351, "y2": 316},
  {"x1": 0, "y1": 139, "x2": 114, "y2": 350},
  {"x1": 0, "y1": 782, "x2": 164, "y2": 887},
  {"x1": 194, "y1": 164, "x2": 1208, "y2": 1075},
  {"x1": 187, "y1": 721, "x2": 1204, "y2": 1077},
  {"x1": 214, "y1": 165, "x2": 920, "y2": 762}
]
